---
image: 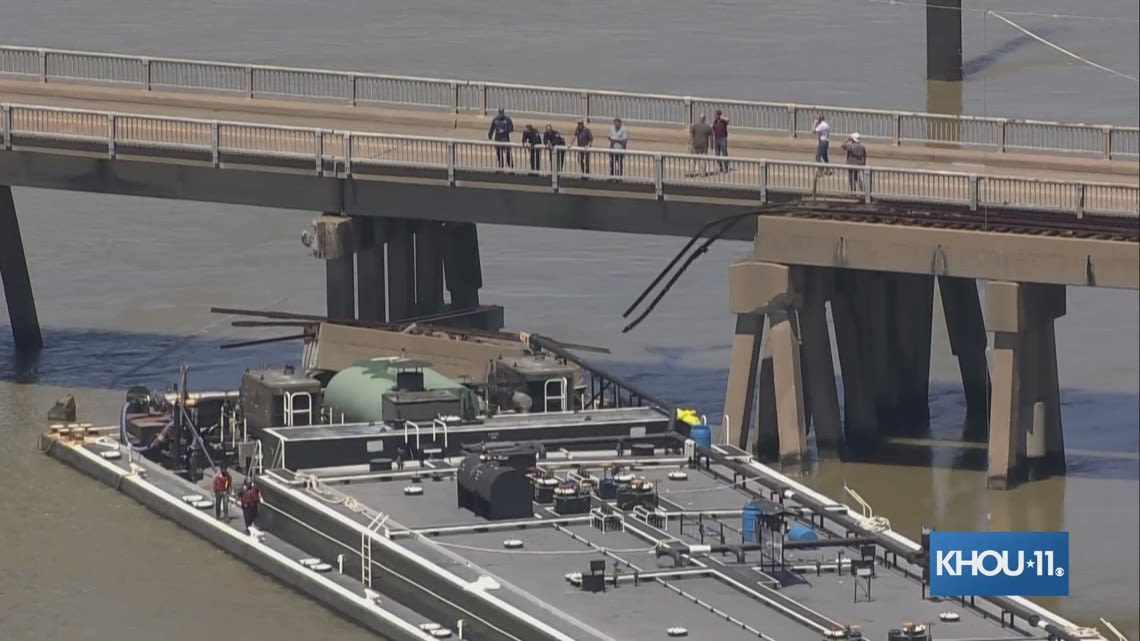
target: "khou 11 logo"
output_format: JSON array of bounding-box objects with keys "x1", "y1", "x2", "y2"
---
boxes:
[{"x1": 929, "y1": 531, "x2": 1069, "y2": 597}]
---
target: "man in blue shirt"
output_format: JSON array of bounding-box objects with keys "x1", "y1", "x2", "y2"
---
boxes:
[{"x1": 488, "y1": 108, "x2": 515, "y2": 169}]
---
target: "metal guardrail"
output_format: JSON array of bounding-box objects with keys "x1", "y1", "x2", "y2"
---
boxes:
[
  {"x1": 2, "y1": 103, "x2": 1137, "y2": 219},
  {"x1": 1, "y1": 44, "x2": 1137, "y2": 161}
]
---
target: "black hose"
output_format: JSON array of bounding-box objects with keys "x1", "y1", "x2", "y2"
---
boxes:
[
  {"x1": 622, "y1": 214, "x2": 751, "y2": 333},
  {"x1": 620, "y1": 209, "x2": 773, "y2": 320}
]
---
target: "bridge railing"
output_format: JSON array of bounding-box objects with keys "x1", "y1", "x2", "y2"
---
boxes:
[
  {"x1": 3, "y1": 102, "x2": 1137, "y2": 219},
  {"x1": 1, "y1": 44, "x2": 1137, "y2": 161}
]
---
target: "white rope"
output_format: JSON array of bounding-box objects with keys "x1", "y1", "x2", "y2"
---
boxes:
[
  {"x1": 865, "y1": 0, "x2": 1139, "y2": 24},
  {"x1": 987, "y1": 11, "x2": 1139, "y2": 83},
  {"x1": 299, "y1": 472, "x2": 373, "y2": 515}
]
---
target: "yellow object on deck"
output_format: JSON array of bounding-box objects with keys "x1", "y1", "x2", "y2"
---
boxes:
[{"x1": 676, "y1": 408, "x2": 702, "y2": 427}]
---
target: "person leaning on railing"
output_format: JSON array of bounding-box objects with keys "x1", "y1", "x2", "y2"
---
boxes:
[
  {"x1": 572, "y1": 121, "x2": 594, "y2": 176},
  {"x1": 608, "y1": 118, "x2": 629, "y2": 178},
  {"x1": 543, "y1": 125, "x2": 567, "y2": 172},
  {"x1": 842, "y1": 132, "x2": 867, "y2": 192}
]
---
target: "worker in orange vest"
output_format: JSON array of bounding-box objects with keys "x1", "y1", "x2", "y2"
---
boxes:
[
  {"x1": 240, "y1": 477, "x2": 261, "y2": 533},
  {"x1": 212, "y1": 464, "x2": 232, "y2": 521}
]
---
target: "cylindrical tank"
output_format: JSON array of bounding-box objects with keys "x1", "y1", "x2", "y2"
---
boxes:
[
  {"x1": 457, "y1": 454, "x2": 532, "y2": 520},
  {"x1": 323, "y1": 358, "x2": 466, "y2": 423},
  {"x1": 742, "y1": 500, "x2": 765, "y2": 542},
  {"x1": 690, "y1": 423, "x2": 712, "y2": 450},
  {"x1": 788, "y1": 523, "x2": 818, "y2": 542}
]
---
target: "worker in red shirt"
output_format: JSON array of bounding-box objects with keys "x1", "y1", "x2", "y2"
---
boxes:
[
  {"x1": 212, "y1": 463, "x2": 233, "y2": 521},
  {"x1": 712, "y1": 110, "x2": 730, "y2": 172},
  {"x1": 240, "y1": 477, "x2": 261, "y2": 533}
]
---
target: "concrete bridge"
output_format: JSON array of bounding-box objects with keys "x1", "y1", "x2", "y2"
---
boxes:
[{"x1": 1, "y1": 45, "x2": 1138, "y2": 489}]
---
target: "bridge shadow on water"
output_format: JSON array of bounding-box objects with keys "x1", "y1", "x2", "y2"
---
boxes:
[
  {"x1": 2, "y1": 324, "x2": 1135, "y2": 482},
  {"x1": 963, "y1": 25, "x2": 1066, "y2": 78}
]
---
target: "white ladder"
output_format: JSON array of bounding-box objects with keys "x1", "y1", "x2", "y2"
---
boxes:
[
  {"x1": 283, "y1": 391, "x2": 313, "y2": 427},
  {"x1": 251, "y1": 440, "x2": 264, "y2": 476},
  {"x1": 543, "y1": 377, "x2": 568, "y2": 412},
  {"x1": 362, "y1": 512, "x2": 389, "y2": 588}
]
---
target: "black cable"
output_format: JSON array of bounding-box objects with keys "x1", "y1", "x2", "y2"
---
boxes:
[
  {"x1": 621, "y1": 208, "x2": 775, "y2": 320},
  {"x1": 622, "y1": 214, "x2": 752, "y2": 333}
]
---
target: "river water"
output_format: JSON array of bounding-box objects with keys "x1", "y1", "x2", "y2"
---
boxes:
[{"x1": 1, "y1": 1, "x2": 1137, "y2": 639}]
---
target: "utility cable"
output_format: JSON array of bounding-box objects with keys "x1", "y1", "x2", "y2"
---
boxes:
[
  {"x1": 622, "y1": 211, "x2": 760, "y2": 334},
  {"x1": 987, "y1": 11, "x2": 1139, "y2": 83}
]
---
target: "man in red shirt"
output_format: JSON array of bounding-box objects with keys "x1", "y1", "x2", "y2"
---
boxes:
[
  {"x1": 240, "y1": 477, "x2": 261, "y2": 534},
  {"x1": 212, "y1": 464, "x2": 232, "y2": 521},
  {"x1": 712, "y1": 110, "x2": 730, "y2": 172}
]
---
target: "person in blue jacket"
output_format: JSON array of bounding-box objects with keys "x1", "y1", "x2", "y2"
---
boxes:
[{"x1": 488, "y1": 108, "x2": 515, "y2": 169}]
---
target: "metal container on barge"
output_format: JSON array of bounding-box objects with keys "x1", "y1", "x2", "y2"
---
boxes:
[{"x1": 39, "y1": 329, "x2": 1110, "y2": 641}]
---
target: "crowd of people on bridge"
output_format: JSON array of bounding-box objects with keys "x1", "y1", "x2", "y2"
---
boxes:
[{"x1": 487, "y1": 107, "x2": 868, "y2": 190}]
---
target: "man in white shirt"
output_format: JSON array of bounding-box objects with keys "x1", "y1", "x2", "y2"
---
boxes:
[
  {"x1": 608, "y1": 118, "x2": 629, "y2": 177},
  {"x1": 812, "y1": 113, "x2": 831, "y2": 166}
]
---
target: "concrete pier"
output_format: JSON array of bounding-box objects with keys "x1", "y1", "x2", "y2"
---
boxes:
[
  {"x1": 441, "y1": 222, "x2": 484, "y2": 309},
  {"x1": 413, "y1": 222, "x2": 445, "y2": 316},
  {"x1": 723, "y1": 313, "x2": 764, "y2": 450},
  {"x1": 830, "y1": 272, "x2": 879, "y2": 451},
  {"x1": 386, "y1": 220, "x2": 416, "y2": 322},
  {"x1": 984, "y1": 281, "x2": 1067, "y2": 490},
  {"x1": 799, "y1": 268, "x2": 843, "y2": 459},
  {"x1": 939, "y1": 276, "x2": 991, "y2": 439},
  {"x1": 892, "y1": 273, "x2": 935, "y2": 434},
  {"x1": 310, "y1": 215, "x2": 356, "y2": 320},
  {"x1": 0, "y1": 185, "x2": 42, "y2": 351},
  {"x1": 927, "y1": 0, "x2": 963, "y2": 82},
  {"x1": 355, "y1": 218, "x2": 387, "y2": 322}
]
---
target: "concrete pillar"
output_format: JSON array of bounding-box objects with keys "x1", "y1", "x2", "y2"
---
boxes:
[
  {"x1": 769, "y1": 306, "x2": 808, "y2": 469},
  {"x1": 754, "y1": 345, "x2": 779, "y2": 461},
  {"x1": 892, "y1": 273, "x2": 935, "y2": 434},
  {"x1": 0, "y1": 185, "x2": 42, "y2": 351},
  {"x1": 800, "y1": 267, "x2": 843, "y2": 459},
  {"x1": 830, "y1": 270, "x2": 878, "y2": 452},
  {"x1": 927, "y1": 0, "x2": 963, "y2": 82},
  {"x1": 865, "y1": 272, "x2": 902, "y2": 434},
  {"x1": 414, "y1": 221, "x2": 445, "y2": 316},
  {"x1": 355, "y1": 218, "x2": 387, "y2": 322},
  {"x1": 939, "y1": 276, "x2": 991, "y2": 440},
  {"x1": 723, "y1": 313, "x2": 764, "y2": 450},
  {"x1": 309, "y1": 214, "x2": 356, "y2": 320},
  {"x1": 386, "y1": 220, "x2": 416, "y2": 322},
  {"x1": 985, "y1": 281, "x2": 1066, "y2": 490},
  {"x1": 441, "y1": 222, "x2": 483, "y2": 309}
]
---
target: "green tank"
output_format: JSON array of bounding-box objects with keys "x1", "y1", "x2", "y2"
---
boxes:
[{"x1": 323, "y1": 357, "x2": 475, "y2": 423}]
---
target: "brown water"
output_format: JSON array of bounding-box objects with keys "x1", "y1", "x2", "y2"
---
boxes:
[{"x1": 2, "y1": 1, "x2": 1138, "y2": 639}]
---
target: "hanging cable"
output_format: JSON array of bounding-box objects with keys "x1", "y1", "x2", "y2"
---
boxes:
[
  {"x1": 621, "y1": 209, "x2": 776, "y2": 319},
  {"x1": 622, "y1": 212, "x2": 759, "y2": 334},
  {"x1": 987, "y1": 11, "x2": 1139, "y2": 83}
]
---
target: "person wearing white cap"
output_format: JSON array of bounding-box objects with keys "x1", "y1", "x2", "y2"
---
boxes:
[{"x1": 842, "y1": 132, "x2": 868, "y2": 192}]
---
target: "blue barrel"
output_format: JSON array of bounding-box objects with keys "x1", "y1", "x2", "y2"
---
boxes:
[
  {"x1": 690, "y1": 423, "x2": 712, "y2": 451},
  {"x1": 742, "y1": 500, "x2": 765, "y2": 542},
  {"x1": 788, "y1": 523, "x2": 818, "y2": 542}
]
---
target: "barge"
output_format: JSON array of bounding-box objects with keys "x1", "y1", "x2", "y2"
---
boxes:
[{"x1": 40, "y1": 324, "x2": 1106, "y2": 641}]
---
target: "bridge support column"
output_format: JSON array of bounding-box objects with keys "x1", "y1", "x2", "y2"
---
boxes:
[
  {"x1": 800, "y1": 267, "x2": 843, "y2": 460},
  {"x1": 859, "y1": 272, "x2": 903, "y2": 434},
  {"x1": 893, "y1": 273, "x2": 935, "y2": 434},
  {"x1": 414, "y1": 221, "x2": 445, "y2": 316},
  {"x1": 831, "y1": 271, "x2": 879, "y2": 452},
  {"x1": 939, "y1": 276, "x2": 991, "y2": 439},
  {"x1": 386, "y1": 220, "x2": 416, "y2": 322},
  {"x1": 728, "y1": 260, "x2": 808, "y2": 469},
  {"x1": 723, "y1": 313, "x2": 763, "y2": 450},
  {"x1": 309, "y1": 214, "x2": 356, "y2": 320},
  {"x1": 355, "y1": 218, "x2": 387, "y2": 322},
  {"x1": 0, "y1": 185, "x2": 42, "y2": 351},
  {"x1": 927, "y1": 0, "x2": 963, "y2": 82},
  {"x1": 985, "y1": 281, "x2": 1066, "y2": 490},
  {"x1": 442, "y1": 222, "x2": 484, "y2": 308}
]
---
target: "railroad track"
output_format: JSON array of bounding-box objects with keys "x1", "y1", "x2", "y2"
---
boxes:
[{"x1": 775, "y1": 201, "x2": 1140, "y2": 242}]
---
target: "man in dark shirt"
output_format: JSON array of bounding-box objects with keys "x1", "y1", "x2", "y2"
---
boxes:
[
  {"x1": 712, "y1": 110, "x2": 730, "y2": 172},
  {"x1": 572, "y1": 121, "x2": 593, "y2": 176},
  {"x1": 689, "y1": 114, "x2": 714, "y2": 176},
  {"x1": 543, "y1": 125, "x2": 567, "y2": 172},
  {"x1": 841, "y1": 132, "x2": 868, "y2": 192},
  {"x1": 521, "y1": 124, "x2": 542, "y2": 172},
  {"x1": 488, "y1": 108, "x2": 514, "y2": 169}
]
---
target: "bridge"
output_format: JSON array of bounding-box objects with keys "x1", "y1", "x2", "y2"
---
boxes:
[{"x1": 1, "y1": 45, "x2": 1138, "y2": 490}]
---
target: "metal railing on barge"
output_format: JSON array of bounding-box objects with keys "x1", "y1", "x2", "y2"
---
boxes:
[
  {"x1": 2, "y1": 102, "x2": 1137, "y2": 219},
  {"x1": 1, "y1": 44, "x2": 1136, "y2": 160}
]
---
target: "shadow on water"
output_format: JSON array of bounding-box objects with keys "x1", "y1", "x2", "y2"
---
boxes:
[
  {"x1": 963, "y1": 25, "x2": 1066, "y2": 77},
  {"x1": 3, "y1": 325, "x2": 1135, "y2": 483}
]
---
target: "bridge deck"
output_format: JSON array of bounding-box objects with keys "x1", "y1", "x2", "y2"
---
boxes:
[{"x1": 3, "y1": 77, "x2": 1136, "y2": 189}]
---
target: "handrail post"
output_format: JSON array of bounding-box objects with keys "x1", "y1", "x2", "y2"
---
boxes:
[
  {"x1": 107, "y1": 114, "x2": 116, "y2": 159},
  {"x1": 314, "y1": 130, "x2": 323, "y2": 175},
  {"x1": 787, "y1": 106, "x2": 797, "y2": 138},
  {"x1": 211, "y1": 121, "x2": 220, "y2": 167},
  {"x1": 1075, "y1": 183, "x2": 1086, "y2": 219},
  {"x1": 1, "y1": 105, "x2": 11, "y2": 151},
  {"x1": 451, "y1": 81, "x2": 459, "y2": 114},
  {"x1": 350, "y1": 75, "x2": 358, "y2": 107},
  {"x1": 39, "y1": 48, "x2": 47, "y2": 82},
  {"x1": 997, "y1": 119, "x2": 1007, "y2": 153},
  {"x1": 581, "y1": 92, "x2": 590, "y2": 123},
  {"x1": 892, "y1": 114, "x2": 901, "y2": 146},
  {"x1": 758, "y1": 161, "x2": 768, "y2": 204},
  {"x1": 1102, "y1": 126, "x2": 1113, "y2": 160},
  {"x1": 142, "y1": 58, "x2": 152, "y2": 91},
  {"x1": 969, "y1": 175, "x2": 979, "y2": 211},
  {"x1": 479, "y1": 83, "x2": 488, "y2": 116},
  {"x1": 344, "y1": 133, "x2": 353, "y2": 177},
  {"x1": 654, "y1": 154, "x2": 664, "y2": 200},
  {"x1": 245, "y1": 66, "x2": 254, "y2": 99},
  {"x1": 551, "y1": 146, "x2": 560, "y2": 193},
  {"x1": 447, "y1": 141, "x2": 456, "y2": 186},
  {"x1": 863, "y1": 167, "x2": 872, "y2": 204},
  {"x1": 683, "y1": 97, "x2": 693, "y2": 129}
]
